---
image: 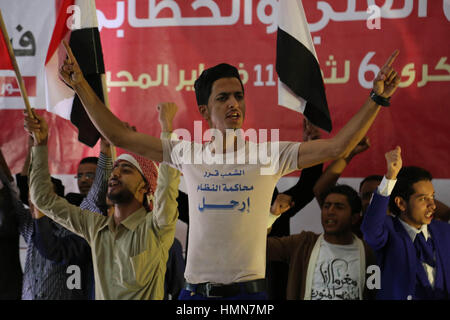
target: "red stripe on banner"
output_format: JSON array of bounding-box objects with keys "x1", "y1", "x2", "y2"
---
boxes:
[
  {"x1": 45, "y1": 0, "x2": 75, "y2": 64},
  {"x1": 0, "y1": 76, "x2": 36, "y2": 97}
]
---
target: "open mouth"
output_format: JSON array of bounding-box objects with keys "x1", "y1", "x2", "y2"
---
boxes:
[
  {"x1": 226, "y1": 111, "x2": 241, "y2": 120},
  {"x1": 425, "y1": 212, "x2": 433, "y2": 219},
  {"x1": 324, "y1": 219, "x2": 337, "y2": 226},
  {"x1": 108, "y1": 179, "x2": 121, "y2": 188}
]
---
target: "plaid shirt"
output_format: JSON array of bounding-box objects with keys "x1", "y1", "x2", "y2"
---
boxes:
[{"x1": 18, "y1": 152, "x2": 112, "y2": 300}]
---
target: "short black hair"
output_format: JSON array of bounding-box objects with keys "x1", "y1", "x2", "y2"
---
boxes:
[
  {"x1": 320, "y1": 184, "x2": 362, "y2": 215},
  {"x1": 389, "y1": 166, "x2": 433, "y2": 216},
  {"x1": 194, "y1": 63, "x2": 244, "y2": 106},
  {"x1": 359, "y1": 175, "x2": 383, "y2": 192},
  {"x1": 79, "y1": 157, "x2": 98, "y2": 166}
]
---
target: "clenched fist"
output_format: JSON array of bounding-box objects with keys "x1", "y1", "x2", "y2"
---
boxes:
[
  {"x1": 157, "y1": 102, "x2": 179, "y2": 132},
  {"x1": 385, "y1": 146, "x2": 402, "y2": 180}
]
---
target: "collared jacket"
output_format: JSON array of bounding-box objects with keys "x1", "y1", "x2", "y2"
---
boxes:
[{"x1": 361, "y1": 192, "x2": 450, "y2": 300}]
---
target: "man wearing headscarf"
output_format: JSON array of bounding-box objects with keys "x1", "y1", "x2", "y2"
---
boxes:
[{"x1": 24, "y1": 110, "x2": 180, "y2": 300}]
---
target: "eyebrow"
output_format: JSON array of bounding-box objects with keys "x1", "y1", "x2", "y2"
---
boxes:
[
  {"x1": 324, "y1": 201, "x2": 346, "y2": 206},
  {"x1": 113, "y1": 162, "x2": 136, "y2": 171},
  {"x1": 414, "y1": 192, "x2": 435, "y2": 197},
  {"x1": 218, "y1": 88, "x2": 244, "y2": 95},
  {"x1": 216, "y1": 90, "x2": 243, "y2": 97},
  {"x1": 78, "y1": 170, "x2": 96, "y2": 173}
]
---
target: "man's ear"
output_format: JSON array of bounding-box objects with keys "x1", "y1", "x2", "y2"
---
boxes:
[
  {"x1": 143, "y1": 181, "x2": 150, "y2": 193},
  {"x1": 198, "y1": 105, "x2": 210, "y2": 121},
  {"x1": 394, "y1": 196, "x2": 407, "y2": 213},
  {"x1": 136, "y1": 180, "x2": 148, "y2": 196}
]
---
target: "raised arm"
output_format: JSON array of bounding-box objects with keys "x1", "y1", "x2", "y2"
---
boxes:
[
  {"x1": 80, "y1": 137, "x2": 113, "y2": 215},
  {"x1": 152, "y1": 103, "x2": 181, "y2": 248},
  {"x1": 25, "y1": 110, "x2": 101, "y2": 242},
  {"x1": 59, "y1": 41, "x2": 163, "y2": 162},
  {"x1": 298, "y1": 50, "x2": 401, "y2": 169},
  {"x1": 157, "y1": 102, "x2": 190, "y2": 225},
  {"x1": 361, "y1": 146, "x2": 402, "y2": 250},
  {"x1": 313, "y1": 136, "x2": 370, "y2": 206}
]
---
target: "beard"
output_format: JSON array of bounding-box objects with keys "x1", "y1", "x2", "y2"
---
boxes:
[{"x1": 107, "y1": 187, "x2": 135, "y2": 205}]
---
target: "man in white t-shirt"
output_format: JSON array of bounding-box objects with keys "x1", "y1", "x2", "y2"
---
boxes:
[
  {"x1": 59, "y1": 41, "x2": 401, "y2": 299},
  {"x1": 267, "y1": 185, "x2": 376, "y2": 300}
]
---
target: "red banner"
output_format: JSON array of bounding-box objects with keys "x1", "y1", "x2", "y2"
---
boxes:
[
  {"x1": 1, "y1": 0, "x2": 449, "y2": 179},
  {"x1": 0, "y1": 76, "x2": 36, "y2": 97}
]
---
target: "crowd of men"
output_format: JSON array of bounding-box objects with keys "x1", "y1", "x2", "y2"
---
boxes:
[{"x1": 0, "y1": 46, "x2": 449, "y2": 300}]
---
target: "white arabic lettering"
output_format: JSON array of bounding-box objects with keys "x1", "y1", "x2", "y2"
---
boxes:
[
  {"x1": 310, "y1": 0, "x2": 419, "y2": 33},
  {"x1": 106, "y1": 64, "x2": 169, "y2": 91},
  {"x1": 358, "y1": 51, "x2": 380, "y2": 89},
  {"x1": 128, "y1": 0, "x2": 240, "y2": 27},
  {"x1": 93, "y1": 0, "x2": 444, "y2": 36},
  {"x1": 97, "y1": 1, "x2": 125, "y2": 37}
]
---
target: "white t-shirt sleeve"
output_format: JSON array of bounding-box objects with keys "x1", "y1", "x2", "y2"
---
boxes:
[
  {"x1": 161, "y1": 138, "x2": 190, "y2": 171},
  {"x1": 265, "y1": 141, "x2": 300, "y2": 177}
]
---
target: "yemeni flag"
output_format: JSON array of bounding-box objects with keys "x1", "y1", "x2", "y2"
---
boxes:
[
  {"x1": 276, "y1": 0, "x2": 331, "y2": 132},
  {"x1": 45, "y1": 0, "x2": 106, "y2": 147}
]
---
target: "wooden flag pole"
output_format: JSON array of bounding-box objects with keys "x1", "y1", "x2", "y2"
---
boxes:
[{"x1": 0, "y1": 9, "x2": 33, "y2": 117}]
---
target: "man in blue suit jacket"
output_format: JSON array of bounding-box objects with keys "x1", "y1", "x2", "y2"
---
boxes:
[{"x1": 361, "y1": 146, "x2": 450, "y2": 300}]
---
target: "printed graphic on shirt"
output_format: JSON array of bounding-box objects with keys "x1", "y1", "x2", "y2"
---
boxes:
[
  {"x1": 198, "y1": 169, "x2": 253, "y2": 213},
  {"x1": 311, "y1": 258, "x2": 359, "y2": 300}
]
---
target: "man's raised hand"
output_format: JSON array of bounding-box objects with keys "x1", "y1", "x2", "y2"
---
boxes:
[
  {"x1": 59, "y1": 40, "x2": 85, "y2": 88},
  {"x1": 23, "y1": 109, "x2": 48, "y2": 146},
  {"x1": 373, "y1": 50, "x2": 401, "y2": 98},
  {"x1": 270, "y1": 194, "x2": 294, "y2": 216},
  {"x1": 157, "y1": 102, "x2": 178, "y2": 133},
  {"x1": 385, "y1": 146, "x2": 402, "y2": 180},
  {"x1": 348, "y1": 136, "x2": 371, "y2": 159}
]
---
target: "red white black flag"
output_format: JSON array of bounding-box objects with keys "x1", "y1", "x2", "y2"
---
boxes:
[
  {"x1": 276, "y1": 0, "x2": 331, "y2": 132},
  {"x1": 45, "y1": 0, "x2": 106, "y2": 147}
]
